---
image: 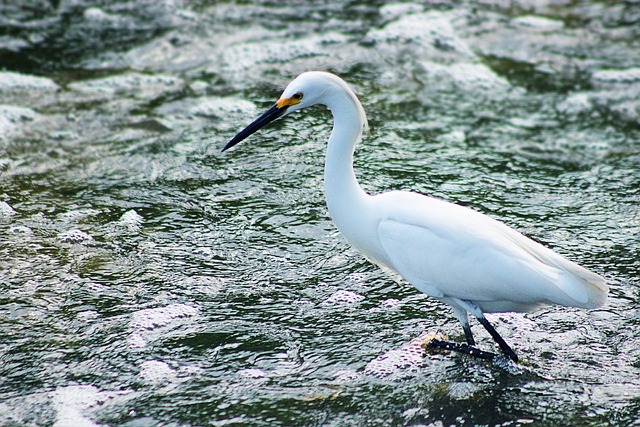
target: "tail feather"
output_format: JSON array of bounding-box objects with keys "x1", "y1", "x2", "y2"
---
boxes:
[
  {"x1": 560, "y1": 262, "x2": 607, "y2": 309},
  {"x1": 502, "y1": 225, "x2": 608, "y2": 309}
]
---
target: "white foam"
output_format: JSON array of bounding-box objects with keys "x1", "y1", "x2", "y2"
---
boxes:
[
  {"x1": 130, "y1": 303, "x2": 198, "y2": 330},
  {"x1": 189, "y1": 97, "x2": 257, "y2": 118},
  {"x1": 0, "y1": 71, "x2": 59, "y2": 91},
  {"x1": 379, "y1": 3, "x2": 424, "y2": 23},
  {"x1": 436, "y1": 129, "x2": 467, "y2": 145},
  {"x1": 420, "y1": 61, "x2": 512, "y2": 93},
  {"x1": 592, "y1": 68, "x2": 640, "y2": 84},
  {"x1": 68, "y1": 73, "x2": 183, "y2": 98},
  {"x1": 364, "y1": 332, "x2": 432, "y2": 377},
  {"x1": 0, "y1": 200, "x2": 16, "y2": 216},
  {"x1": 0, "y1": 105, "x2": 38, "y2": 138},
  {"x1": 57, "y1": 229, "x2": 93, "y2": 243},
  {"x1": 139, "y1": 360, "x2": 177, "y2": 385},
  {"x1": 83, "y1": 7, "x2": 117, "y2": 23},
  {"x1": 381, "y1": 298, "x2": 401, "y2": 309},
  {"x1": 322, "y1": 289, "x2": 365, "y2": 306},
  {"x1": 10, "y1": 225, "x2": 32, "y2": 236},
  {"x1": 58, "y1": 209, "x2": 101, "y2": 221},
  {"x1": 127, "y1": 332, "x2": 148, "y2": 349},
  {"x1": 557, "y1": 93, "x2": 593, "y2": 115},
  {"x1": 512, "y1": 15, "x2": 564, "y2": 31},
  {"x1": 333, "y1": 369, "x2": 361, "y2": 382},
  {"x1": 366, "y1": 11, "x2": 476, "y2": 61},
  {"x1": 446, "y1": 381, "x2": 482, "y2": 399},
  {"x1": 118, "y1": 209, "x2": 143, "y2": 231},
  {"x1": 128, "y1": 303, "x2": 198, "y2": 349},
  {"x1": 221, "y1": 33, "x2": 348, "y2": 75},
  {"x1": 51, "y1": 385, "x2": 106, "y2": 427},
  {"x1": 238, "y1": 368, "x2": 268, "y2": 379}
]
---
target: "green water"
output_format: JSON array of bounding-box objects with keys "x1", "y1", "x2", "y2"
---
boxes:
[{"x1": 0, "y1": 1, "x2": 639, "y2": 426}]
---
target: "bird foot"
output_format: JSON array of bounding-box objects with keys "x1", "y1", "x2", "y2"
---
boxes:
[
  {"x1": 425, "y1": 338, "x2": 498, "y2": 361},
  {"x1": 420, "y1": 330, "x2": 449, "y2": 344}
]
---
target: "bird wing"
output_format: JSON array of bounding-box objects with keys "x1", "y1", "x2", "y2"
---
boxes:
[{"x1": 375, "y1": 193, "x2": 607, "y2": 310}]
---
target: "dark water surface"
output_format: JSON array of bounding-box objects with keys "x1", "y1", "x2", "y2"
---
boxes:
[{"x1": 1, "y1": 1, "x2": 639, "y2": 426}]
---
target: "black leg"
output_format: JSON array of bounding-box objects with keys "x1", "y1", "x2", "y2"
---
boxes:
[
  {"x1": 477, "y1": 316, "x2": 518, "y2": 363},
  {"x1": 462, "y1": 323, "x2": 475, "y2": 346}
]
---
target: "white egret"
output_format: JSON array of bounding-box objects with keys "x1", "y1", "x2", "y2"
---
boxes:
[{"x1": 223, "y1": 71, "x2": 608, "y2": 363}]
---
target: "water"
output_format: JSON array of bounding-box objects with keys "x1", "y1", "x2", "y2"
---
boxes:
[{"x1": 1, "y1": 1, "x2": 639, "y2": 426}]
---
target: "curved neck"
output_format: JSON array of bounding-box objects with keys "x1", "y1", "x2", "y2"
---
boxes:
[{"x1": 323, "y1": 91, "x2": 369, "y2": 230}]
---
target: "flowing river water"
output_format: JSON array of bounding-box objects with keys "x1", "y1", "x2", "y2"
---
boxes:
[{"x1": 1, "y1": 1, "x2": 639, "y2": 426}]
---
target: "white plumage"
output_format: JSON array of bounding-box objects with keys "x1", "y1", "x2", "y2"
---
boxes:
[{"x1": 224, "y1": 71, "x2": 607, "y2": 362}]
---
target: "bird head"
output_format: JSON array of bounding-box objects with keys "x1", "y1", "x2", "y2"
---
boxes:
[
  {"x1": 221, "y1": 73, "x2": 318, "y2": 152},
  {"x1": 222, "y1": 71, "x2": 367, "y2": 152}
]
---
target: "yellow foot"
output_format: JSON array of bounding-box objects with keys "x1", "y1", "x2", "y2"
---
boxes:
[{"x1": 420, "y1": 330, "x2": 449, "y2": 350}]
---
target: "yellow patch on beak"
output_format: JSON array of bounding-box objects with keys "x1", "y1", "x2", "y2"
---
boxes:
[{"x1": 276, "y1": 96, "x2": 301, "y2": 109}]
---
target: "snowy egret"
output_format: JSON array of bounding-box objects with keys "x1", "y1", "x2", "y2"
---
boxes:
[{"x1": 223, "y1": 71, "x2": 608, "y2": 363}]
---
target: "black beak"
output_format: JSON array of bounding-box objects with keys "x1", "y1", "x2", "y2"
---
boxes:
[{"x1": 222, "y1": 104, "x2": 287, "y2": 152}]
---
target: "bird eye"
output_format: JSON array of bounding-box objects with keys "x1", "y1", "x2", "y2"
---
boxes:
[{"x1": 291, "y1": 92, "x2": 303, "y2": 100}]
